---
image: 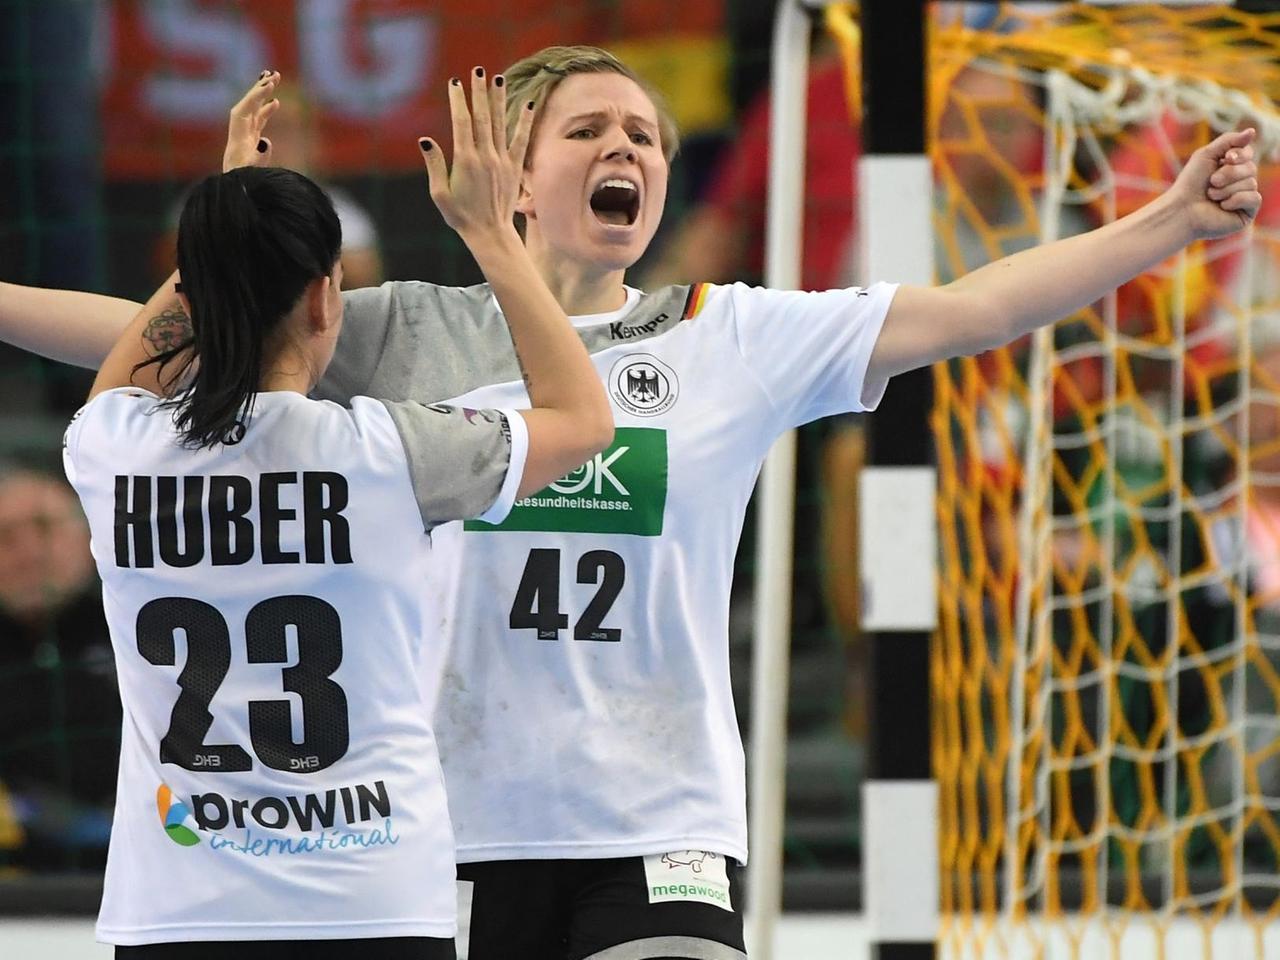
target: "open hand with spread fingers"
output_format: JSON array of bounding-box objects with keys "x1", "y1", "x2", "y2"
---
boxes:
[
  {"x1": 1168, "y1": 127, "x2": 1263, "y2": 240},
  {"x1": 222, "y1": 70, "x2": 282, "y2": 173},
  {"x1": 417, "y1": 67, "x2": 536, "y2": 241}
]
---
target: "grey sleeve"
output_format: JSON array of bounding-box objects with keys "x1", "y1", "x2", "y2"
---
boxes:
[
  {"x1": 380, "y1": 399, "x2": 529, "y2": 530},
  {"x1": 313, "y1": 285, "x2": 397, "y2": 405}
]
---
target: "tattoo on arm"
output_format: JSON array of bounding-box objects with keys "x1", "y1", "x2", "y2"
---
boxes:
[
  {"x1": 143, "y1": 308, "x2": 192, "y2": 356},
  {"x1": 516, "y1": 353, "x2": 533, "y2": 395}
]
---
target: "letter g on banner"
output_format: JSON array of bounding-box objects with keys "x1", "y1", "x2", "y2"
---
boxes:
[
  {"x1": 300, "y1": 0, "x2": 435, "y2": 118},
  {"x1": 136, "y1": 0, "x2": 434, "y2": 123}
]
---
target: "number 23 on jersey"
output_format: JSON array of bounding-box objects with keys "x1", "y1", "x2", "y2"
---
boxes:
[{"x1": 137, "y1": 594, "x2": 349, "y2": 774}]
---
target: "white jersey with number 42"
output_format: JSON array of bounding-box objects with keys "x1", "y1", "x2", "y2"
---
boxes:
[{"x1": 320, "y1": 279, "x2": 897, "y2": 865}]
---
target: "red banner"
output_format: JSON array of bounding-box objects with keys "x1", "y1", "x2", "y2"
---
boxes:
[{"x1": 100, "y1": 0, "x2": 723, "y2": 179}]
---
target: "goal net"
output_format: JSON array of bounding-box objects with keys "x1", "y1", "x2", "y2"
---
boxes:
[{"x1": 931, "y1": 4, "x2": 1280, "y2": 958}]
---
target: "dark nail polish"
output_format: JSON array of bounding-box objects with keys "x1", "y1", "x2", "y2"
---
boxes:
[
  {"x1": 450, "y1": 77, "x2": 460, "y2": 87},
  {"x1": 526, "y1": 100, "x2": 536, "y2": 110},
  {"x1": 475, "y1": 66, "x2": 484, "y2": 78},
  {"x1": 494, "y1": 75, "x2": 504, "y2": 88},
  {"x1": 419, "y1": 139, "x2": 433, "y2": 152},
  {"x1": 257, "y1": 139, "x2": 267, "y2": 153},
  {"x1": 259, "y1": 70, "x2": 269, "y2": 79}
]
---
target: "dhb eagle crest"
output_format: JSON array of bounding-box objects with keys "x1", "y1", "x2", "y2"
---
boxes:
[{"x1": 609, "y1": 354, "x2": 679, "y2": 417}]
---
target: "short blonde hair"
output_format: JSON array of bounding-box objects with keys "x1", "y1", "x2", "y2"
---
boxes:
[{"x1": 502, "y1": 45, "x2": 680, "y2": 164}]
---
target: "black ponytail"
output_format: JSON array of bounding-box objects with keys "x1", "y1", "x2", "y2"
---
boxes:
[{"x1": 140, "y1": 166, "x2": 341, "y2": 448}]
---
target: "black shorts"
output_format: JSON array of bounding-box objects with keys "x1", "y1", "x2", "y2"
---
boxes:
[
  {"x1": 458, "y1": 856, "x2": 747, "y2": 960},
  {"x1": 115, "y1": 936, "x2": 455, "y2": 960}
]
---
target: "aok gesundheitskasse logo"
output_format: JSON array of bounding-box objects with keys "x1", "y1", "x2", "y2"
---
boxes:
[{"x1": 466, "y1": 427, "x2": 668, "y2": 536}]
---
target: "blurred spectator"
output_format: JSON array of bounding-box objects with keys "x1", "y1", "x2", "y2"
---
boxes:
[
  {"x1": 0, "y1": 468, "x2": 118, "y2": 871},
  {"x1": 641, "y1": 48, "x2": 860, "y2": 291},
  {"x1": 933, "y1": 61, "x2": 1047, "y2": 275},
  {"x1": 152, "y1": 87, "x2": 385, "y2": 289}
]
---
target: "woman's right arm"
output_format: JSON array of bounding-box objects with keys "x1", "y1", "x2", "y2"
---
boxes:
[
  {"x1": 0, "y1": 283, "x2": 142, "y2": 369},
  {"x1": 88, "y1": 74, "x2": 284, "y2": 402},
  {"x1": 4, "y1": 73, "x2": 284, "y2": 374},
  {"x1": 420, "y1": 70, "x2": 613, "y2": 498}
]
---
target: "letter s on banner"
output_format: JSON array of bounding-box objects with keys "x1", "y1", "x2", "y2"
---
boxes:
[
  {"x1": 141, "y1": 0, "x2": 270, "y2": 121},
  {"x1": 107, "y1": 0, "x2": 437, "y2": 178}
]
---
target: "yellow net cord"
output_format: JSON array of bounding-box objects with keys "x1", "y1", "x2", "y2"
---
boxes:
[
  {"x1": 824, "y1": 2, "x2": 862, "y2": 123},
  {"x1": 833, "y1": 3, "x2": 1280, "y2": 957}
]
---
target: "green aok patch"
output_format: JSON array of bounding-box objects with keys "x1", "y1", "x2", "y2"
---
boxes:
[{"x1": 466, "y1": 427, "x2": 667, "y2": 536}]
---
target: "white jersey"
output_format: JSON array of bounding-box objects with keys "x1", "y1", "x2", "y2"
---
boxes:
[
  {"x1": 63, "y1": 388, "x2": 526, "y2": 944},
  {"x1": 319, "y1": 279, "x2": 896, "y2": 865}
]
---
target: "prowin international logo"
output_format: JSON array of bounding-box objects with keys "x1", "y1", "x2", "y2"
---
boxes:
[{"x1": 153, "y1": 780, "x2": 400, "y2": 857}]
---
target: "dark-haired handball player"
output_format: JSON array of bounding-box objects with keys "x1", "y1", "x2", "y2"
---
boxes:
[
  {"x1": 0, "y1": 46, "x2": 1262, "y2": 960},
  {"x1": 59, "y1": 70, "x2": 611, "y2": 958}
]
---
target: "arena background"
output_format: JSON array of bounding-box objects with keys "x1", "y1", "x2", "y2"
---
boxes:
[
  {"x1": 0, "y1": 0, "x2": 867, "y2": 940},
  {"x1": 8, "y1": 3, "x2": 1280, "y2": 959}
]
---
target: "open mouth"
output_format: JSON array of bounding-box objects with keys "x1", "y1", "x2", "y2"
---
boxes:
[{"x1": 589, "y1": 178, "x2": 640, "y2": 227}]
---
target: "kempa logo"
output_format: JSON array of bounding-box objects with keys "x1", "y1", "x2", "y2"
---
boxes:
[
  {"x1": 465, "y1": 427, "x2": 667, "y2": 536},
  {"x1": 610, "y1": 354, "x2": 678, "y2": 417},
  {"x1": 609, "y1": 313, "x2": 669, "y2": 341}
]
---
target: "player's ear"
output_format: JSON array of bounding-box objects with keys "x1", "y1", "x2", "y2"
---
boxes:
[
  {"x1": 515, "y1": 172, "x2": 535, "y2": 219},
  {"x1": 305, "y1": 274, "x2": 340, "y2": 335}
]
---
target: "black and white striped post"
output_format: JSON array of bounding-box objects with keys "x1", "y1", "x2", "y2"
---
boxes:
[{"x1": 858, "y1": 1, "x2": 939, "y2": 959}]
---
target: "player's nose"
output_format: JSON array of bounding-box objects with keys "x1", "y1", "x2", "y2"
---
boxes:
[{"x1": 600, "y1": 127, "x2": 637, "y2": 163}]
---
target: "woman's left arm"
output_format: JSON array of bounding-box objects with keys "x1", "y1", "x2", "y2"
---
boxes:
[{"x1": 864, "y1": 127, "x2": 1262, "y2": 393}]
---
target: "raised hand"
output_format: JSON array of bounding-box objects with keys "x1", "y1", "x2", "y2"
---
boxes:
[
  {"x1": 222, "y1": 70, "x2": 282, "y2": 173},
  {"x1": 1168, "y1": 127, "x2": 1262, "y2": 240},
  {"x1": 418, "y1": 67, "x2": 536, "y2": 239}
]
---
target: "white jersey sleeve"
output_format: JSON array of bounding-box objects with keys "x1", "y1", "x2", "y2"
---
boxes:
[
  {"x1": 374, "y1": 397, "x2": 528, "y2": 529},
  {"x1": 719, "y1": 281, "x2": 898, "y2": 429},
  {"x1": 62, "y1": 402, "x2": 88, "y2": 484},
  {"x1": 63, "y1": 387, "x2": 157, "y2": 487}
]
